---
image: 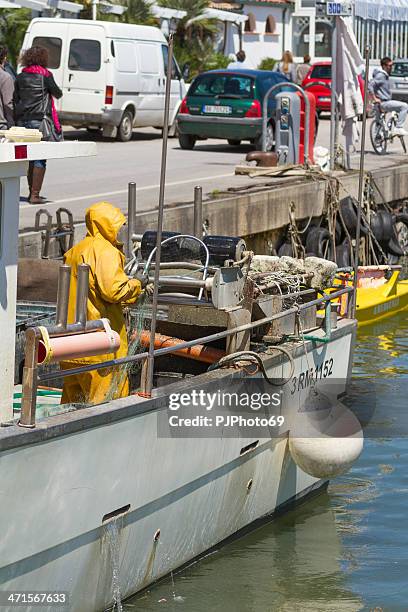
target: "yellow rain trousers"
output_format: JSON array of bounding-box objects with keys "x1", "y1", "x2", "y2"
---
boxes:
[{"x1": 60, "y1": 202, "x2": 142, "y2": 405}]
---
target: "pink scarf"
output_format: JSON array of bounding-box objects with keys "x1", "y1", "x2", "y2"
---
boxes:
[{"x1": 23, "y1": 65, "x2": 61, "y2": 133}]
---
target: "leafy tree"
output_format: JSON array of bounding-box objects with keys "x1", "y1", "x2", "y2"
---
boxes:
[
  {"x1": 0, "y1": 8, "x2": 31, "y2": 68},
  {"x1": 159, "y1": 0, "x2": 221, "y2": 78},
  {"x1": 258, "y1": 57, "x2": 277, "y2": 71}
]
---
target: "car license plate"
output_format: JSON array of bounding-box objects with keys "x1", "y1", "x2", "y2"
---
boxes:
[
  {"x1": 319, "y1": 97, "x2": 331, "y2": 102},
  {"x1": 203, "y1": 105, "x2": 232, "y2": 114},
  {"x1": 396, "y1": 83, "x2": 408, "y2": 89}
]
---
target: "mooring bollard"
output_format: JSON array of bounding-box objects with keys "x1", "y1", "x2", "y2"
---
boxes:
[
  {"x1": 127, "y1": 182, "x2": 136, "y2": 260},
  {"x1": 193, "y1": 185, "x2": 203, "y2": 238}
]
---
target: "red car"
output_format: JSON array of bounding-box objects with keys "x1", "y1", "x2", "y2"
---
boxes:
[{"x1": 302, "y1": 61, "x2": 365, "y2": 115}]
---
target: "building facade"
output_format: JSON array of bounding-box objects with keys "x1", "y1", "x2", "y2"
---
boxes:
[{"x1": 216, "y1": 0, "x2": 408, "y2": 69}]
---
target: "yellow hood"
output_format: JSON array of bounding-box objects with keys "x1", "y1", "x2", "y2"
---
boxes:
[{"x1": 85, "y1": 202, "x2": 126, "y2": 245}]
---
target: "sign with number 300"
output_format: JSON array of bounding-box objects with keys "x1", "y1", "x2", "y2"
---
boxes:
[{"x1": 326, "y1": 1, "x2": 352, "y2": 16}]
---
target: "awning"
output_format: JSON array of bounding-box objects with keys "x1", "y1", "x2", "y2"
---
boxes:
[
  {"x1": 151, "y1": 5, "x2": 187, "y2": 19},
  {"x1": 355, "y1": 0, "x2": 408, "y2": 22},
  {"x1": 6, "y1": 0, "x2": 83, "y2": 12},
  {"x1": 0, "y1": 0, "x2": 21, "y2": 7},
  {"x1": 187, "y1": 7, "x2": 248, "y2": 26}
]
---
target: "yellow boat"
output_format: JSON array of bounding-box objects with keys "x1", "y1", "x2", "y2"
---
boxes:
[{"x1": 335, "y1": 266, "x2": 408, "y2": 327}]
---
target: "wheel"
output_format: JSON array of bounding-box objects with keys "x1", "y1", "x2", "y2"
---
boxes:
[
  {"x1": 277, "y1": 241, "x2": 294, "y2": 257},
  {"x1": 117, "y1": 110, "x2": 134, "y2": 142},
  {"x1": 395, "y1": 214, "x2": 408, "y2": 254},
  {"x1": 305, "y1": 226, "x2": 334, "y2": 260},
  {"x1": 370, "y1": 119, "x2": 387, "y2": 155},
  {"x1": 178, "y1": 133, "x2": 196, "y2": 150},
  {"x1": 254, "y1": 122, "x2": 274, "y2": 152},
  {"x1": 227, "y1": 139, "x2": 241, "y2": 146}
]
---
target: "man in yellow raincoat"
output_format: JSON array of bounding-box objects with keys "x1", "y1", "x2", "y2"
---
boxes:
[{"x1": 61, "y1": 201, "x2": 148, "y2": 405}]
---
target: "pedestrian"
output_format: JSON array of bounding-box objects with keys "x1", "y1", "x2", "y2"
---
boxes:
[
  {"x1": 275, "y1": 51, "x2": 296, "y2": 82},
  {"x1": 0, "y1": 46, "x2": 14, "y2": 130},
  {"x1": 369, "y1": 57, "x2": 408, "y2": 136},
  {"x1": 14, "y1": 45, "x2": 63, "y2": 204},
  {"x1": 61, "y1": 201, "x2": 151, "y2": 405},
  {"x1": 228, "y1": 50, "x2": 252, "y2": 70},
  {"x1": 296, "y1": 54, "x2": 311, "y2": 85}
]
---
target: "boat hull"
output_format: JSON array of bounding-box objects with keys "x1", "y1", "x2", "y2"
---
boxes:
[{"x1": 0, "y1": 322, "x2": 355, "y2": 611}]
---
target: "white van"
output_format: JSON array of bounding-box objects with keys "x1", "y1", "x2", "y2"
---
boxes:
[{"x1": 21, "y1": 18, "x2": 187, "y2": 141}]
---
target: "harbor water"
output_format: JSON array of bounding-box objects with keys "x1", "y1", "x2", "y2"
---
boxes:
[{"x1": 127, "y1": 311, "x2": 408, "y2": 611}]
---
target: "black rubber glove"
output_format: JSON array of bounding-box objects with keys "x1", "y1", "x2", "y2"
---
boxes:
[{"x1": 134, "y1": 270, "x2": 149, "y2": 289}]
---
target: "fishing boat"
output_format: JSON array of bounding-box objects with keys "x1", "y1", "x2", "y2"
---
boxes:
[
  {"x1": 333, "y1": 265, "x2": 408, "y2": 327},
  {"x1": 0, "y1": 140, "x2": 365, "y2": 611}
]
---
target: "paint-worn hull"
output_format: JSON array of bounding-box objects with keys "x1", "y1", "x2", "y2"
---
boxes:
[{"x1": 0, "y1": 321, "x2": 355, "y2": 612}]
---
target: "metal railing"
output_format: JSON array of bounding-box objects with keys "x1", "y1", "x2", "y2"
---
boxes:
[{"x1": 16, "y1": 284, "x2": 354, "y2": 428}]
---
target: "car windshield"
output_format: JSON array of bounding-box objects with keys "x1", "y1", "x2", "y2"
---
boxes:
[
  {"x1": 189, "y1": 74, "x2": 255, "y2": 99},
  {"x1": 391, "y1": 62, "x2": 408, "y2": 77},
  {"x1": 310, "y1": 65, "x2": 331, "y2": 79}
]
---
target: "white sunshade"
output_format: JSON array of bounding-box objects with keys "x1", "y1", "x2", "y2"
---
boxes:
[
  {"x1": 151, "y1": 5, "x2": 187, "y2": 19},
  {"x1": 6, "y1": 0, "x2": 83, "y2": 12},
  {"x1": 0, "y1": 0, "x2": 21, "y2": 7},
  {"x1": 187, "y1": 7, "x2": 248, "y2": 26},
  {"x1": 355, "y1": 0, "x2": 408, "y2": 21}
]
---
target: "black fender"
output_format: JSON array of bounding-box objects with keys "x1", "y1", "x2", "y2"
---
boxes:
[
  {"x1": 378, "y1": 210, "x2": 394, "y2": 242},
  {"x1": 305, "y1": 227, "x2": 334, "y2": 260},
  {"x1": 340, "y1": 196, "x2": 368, "y2": 237},
  {"x1": 387, "y1": 235, "x2": 404, "y2": 256},
  {"x1": 278, "y1": 241, "x2": 294, "y2": 257},
  {"x1": 335, "y1": 239, "x2": 351, "y2": 267}
]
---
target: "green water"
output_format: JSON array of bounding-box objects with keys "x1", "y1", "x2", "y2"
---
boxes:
[{"x1": 127, "y1": 312, "x2": 408, "y2": 611}]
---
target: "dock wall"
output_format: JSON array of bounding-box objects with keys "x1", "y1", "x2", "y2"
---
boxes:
[{"x1": 18, "y1": 163, "x2": 408, "y2": 259}]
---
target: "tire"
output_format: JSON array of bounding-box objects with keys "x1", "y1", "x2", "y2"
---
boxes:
[
  {"x1": 254, "y1": 122, "x2": 274, "y2": 152},
  {"x1": 228, "y1": 139, "x2": 241, "y2": 146},
  {"x1": 395, "y1": 213, "x2": 408, "y2": 254},
  {"x1": 277, "y1": 241, "x2": 294, "y2": 257},
  {"x1": 370, "y1": 119, "x2": 387, "y2": 155},
  {"x1": 370, "y1": 211, "x2": 384, "y2": 241},
  {"x1": 378, "y1": 210, "x2": 394, "y2": 242},
  {"x1": 335, "y1": 239, "x2": 351, "y2": 268},
  {"x1": 340, "y1": 196, "x2": 368, "y2": 238},
  {"x1": 305, "y1": 227, "x2": 334, "y2": 260},
  {"x1": 117, "y1": 110, "x2": 134, "y2": 142},
  {"x1": 179, "y1": 133, "x2": 196, "y2": 150},
  {"x1": 387, "y1": 236, "x2": 405, "y2": 256}
]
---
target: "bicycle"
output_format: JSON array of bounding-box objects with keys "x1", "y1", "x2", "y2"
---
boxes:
[{"x1": 370, "y1": 103, "x2": 407, "y2": 155}]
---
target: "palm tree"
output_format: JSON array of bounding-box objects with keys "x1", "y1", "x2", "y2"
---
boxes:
[
  {"x1": 159, "y1": 0, "x2": 224, "y2": 77},
  {"x1": 0, "y1": 8, "x2": 31, "y2": 68}
]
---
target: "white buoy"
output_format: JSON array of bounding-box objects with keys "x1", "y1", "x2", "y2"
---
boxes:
[{"x1": 288, "y1": 391, "x2": 363, "y2": 479}]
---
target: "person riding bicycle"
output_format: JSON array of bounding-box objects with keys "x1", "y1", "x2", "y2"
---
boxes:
[{"x1": 368, "y1": 57, "x2": 408, "y2": 137}]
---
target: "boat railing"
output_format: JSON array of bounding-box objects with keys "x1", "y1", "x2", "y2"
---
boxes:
[{"x1": 18, "y1": 285, "x2": 354, "y2": 429}]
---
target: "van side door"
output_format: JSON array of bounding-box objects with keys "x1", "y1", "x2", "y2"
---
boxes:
[
  {"x1": 134, "y1": 41, "x2": 163, "y2": 126},
  {"x1": 62, "y1": 24, "x2": 106, "y2": 116}
]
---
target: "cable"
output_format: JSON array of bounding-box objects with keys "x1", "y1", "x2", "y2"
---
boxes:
[{"x1": 209, "y1": 348, "x2": 295, "y2": 386}]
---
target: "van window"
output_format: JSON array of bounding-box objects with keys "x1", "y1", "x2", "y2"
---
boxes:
[
  {"x1": 161, "y1": 45, "x2": 181, "y2": 80},
  {"x1": 138, "y1": 43, "x2": 159, "y2": 74},
  {"x1": 116, "y1": 41, "x2": 137, "y2": 73},
  {"x1": 68, "y1": 39, "x2": 101, "y2": 72},
  {"x1": 32, "y1": 37, "x2": 62, "y2": 70}
]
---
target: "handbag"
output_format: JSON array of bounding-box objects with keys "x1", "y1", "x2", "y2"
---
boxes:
[{"x1": 39, "y1": 76, "x2": 63, "y2": 142}]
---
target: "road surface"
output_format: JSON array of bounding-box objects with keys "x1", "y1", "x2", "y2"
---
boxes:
[{"x1": 18, "y1": 118, "x2": 407, "y2": 231}]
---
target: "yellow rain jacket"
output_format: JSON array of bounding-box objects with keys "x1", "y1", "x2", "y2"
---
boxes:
[{"x1": 60, "y1": 202, "x2": 142, "y2": 405}]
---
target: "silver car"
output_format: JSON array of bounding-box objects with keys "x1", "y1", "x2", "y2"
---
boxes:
[{"x1": 390, "y1": 59, "x2": 408, "y2": 103}]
